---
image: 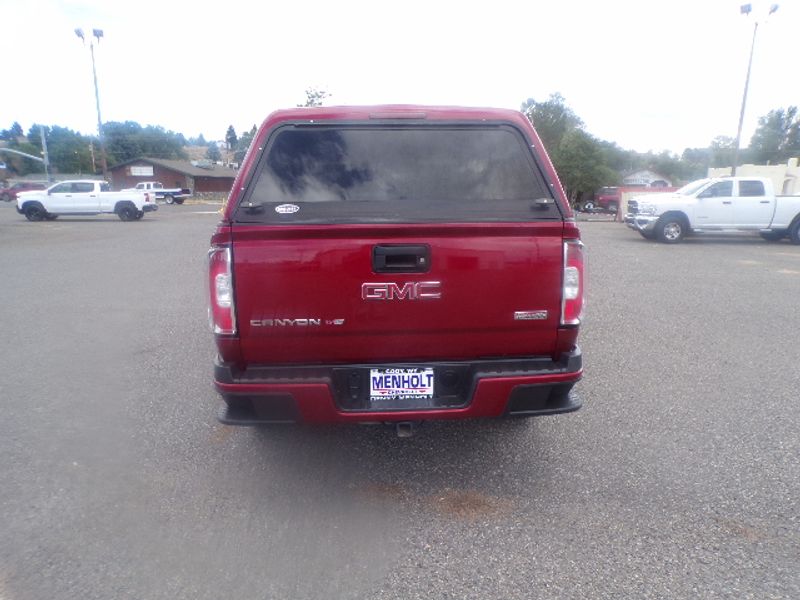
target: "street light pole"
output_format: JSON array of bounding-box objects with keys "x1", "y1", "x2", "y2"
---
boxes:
[
  {"x1": 75, "y1": 27, "x2": 108, "y2": 176},
  {"x1": 732, "y1": 20, "x2": 758, "y2": 176},
  {"x1": 731, "y1": 3, "x2": 779, "y2": 176},
  {"x1": 39, "y1": 125, "x2": 51, "y2": 182}
]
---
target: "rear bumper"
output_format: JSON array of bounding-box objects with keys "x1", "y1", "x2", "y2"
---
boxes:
[
  {"x1": 142, "y1": 204, "x2": 159, "y2": 212},
  {"x1": 214, "y1": 347, "x2": 583, "y2": 425}
]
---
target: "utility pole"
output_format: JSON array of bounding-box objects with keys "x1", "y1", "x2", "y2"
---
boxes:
[{"x1": 75, "y1": 27, "x2": 108, "y2": 176}]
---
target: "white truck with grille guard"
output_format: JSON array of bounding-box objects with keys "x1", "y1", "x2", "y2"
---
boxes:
[{"x1": 625, "y1": 177, "x2": 800, "y2": 243}]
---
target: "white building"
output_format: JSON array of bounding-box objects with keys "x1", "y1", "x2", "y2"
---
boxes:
[{"x1": 708, "y1": 158, "x2": 800, "y2": 195}]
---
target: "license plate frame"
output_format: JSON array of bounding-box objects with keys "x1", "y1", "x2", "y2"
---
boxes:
[{"x1": 369, "y1": 367, "x2": 435, "y2": 402}]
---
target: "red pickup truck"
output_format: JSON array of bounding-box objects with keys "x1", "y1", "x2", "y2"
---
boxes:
[{"x1": 208, "y1": 106, "x2": 584, "y2": 434}]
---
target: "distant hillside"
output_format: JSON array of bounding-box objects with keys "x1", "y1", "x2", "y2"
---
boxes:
[{"x1": 184, "y1": 145, "x2": 234, "y2": 163}]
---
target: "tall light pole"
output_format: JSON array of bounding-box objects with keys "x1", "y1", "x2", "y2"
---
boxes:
[
  {"x1": 75, "y1": 27, "x2": 108, "y2": 176},
  {"x1": 732, "y1": 3, "x2": 779, "y2": 175}
]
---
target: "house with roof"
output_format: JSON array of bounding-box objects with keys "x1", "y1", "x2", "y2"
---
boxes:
[
  {"x1": 621, "y1": 169, "x2": 672, "y2": 188},
  {"x1": 108, "y1": 157, "x2": 237, "y2": 194}
]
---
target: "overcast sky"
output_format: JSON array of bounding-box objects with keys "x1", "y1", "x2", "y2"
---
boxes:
[{"x1": 2, "y1": 0, "x2": 797, "y2": 155}]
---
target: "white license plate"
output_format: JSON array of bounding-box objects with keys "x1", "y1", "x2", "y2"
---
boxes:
[{"x1": 369, "y1": 368, "x2": 435, "y2": 401}]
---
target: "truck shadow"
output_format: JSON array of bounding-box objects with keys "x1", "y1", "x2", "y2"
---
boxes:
[
  {"x1": 243, "y1": 417, "x2": 558, "y2": 520},
  {"x1": 625, "y1": 234, "x2": 792, "y2": 246},
  {"x1": 24, "y1": 218, "x2": 159, "y2": 224}
]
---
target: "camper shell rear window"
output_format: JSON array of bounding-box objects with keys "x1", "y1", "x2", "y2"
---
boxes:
[{"x1": 233, "y1": 123, "x2": 562, "y2": 224}]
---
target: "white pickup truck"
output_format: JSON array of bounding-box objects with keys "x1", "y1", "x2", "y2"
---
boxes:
[
  {"x1": 625, "y1": 177, "x2": 800, "y2": 244},
  {"x1": 123, "y1": 181, "x2": 191, "y2": 204},
  {"x1": 16, "y1": 180, "x2": 158, "y2": 221}
]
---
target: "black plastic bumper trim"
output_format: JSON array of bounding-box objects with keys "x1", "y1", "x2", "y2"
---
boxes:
[
  {"x1": 214, "y1": 347, "x2": 582, "y2": 385},
  {"x1": 214, "y1": 348, "x2": 582, "y2": 424}
]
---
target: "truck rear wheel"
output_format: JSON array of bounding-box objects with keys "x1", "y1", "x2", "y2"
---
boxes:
[
  {"x1": 174, "y1": 198, "x2": 184, "y2": 205},
  {"x1": 789, "y1": 220, "x2": 800, "y2": 245},
  {"x1": 117, "y1": 204, "x2": 136, "y2": 221}
]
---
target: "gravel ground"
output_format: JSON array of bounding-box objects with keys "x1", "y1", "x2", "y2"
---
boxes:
[{"x1": 1, "y1": 205, "x2": 797, "y2": 599}]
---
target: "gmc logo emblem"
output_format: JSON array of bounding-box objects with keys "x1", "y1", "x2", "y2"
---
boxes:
[{"x1": 361, "y1": 281, "x2": 442, "y2": 300}]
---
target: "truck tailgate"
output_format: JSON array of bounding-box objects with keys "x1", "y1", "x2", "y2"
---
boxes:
[{"x1": 233, "y1": 222, "x2": 564, "y2": 365}]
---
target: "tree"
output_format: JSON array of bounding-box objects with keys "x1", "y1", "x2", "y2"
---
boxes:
[
  {"x1": 233, "y1": 124, "x2": 258, "y2": 164},
  {"x1": 553, "y1": 129, "x2": 618, "y2": 201},
  {"x1": 521, "y1": 94, "x2": 618, "y2": 199},
  {"x1": 748, "y1": 106, "x2": 800, "y2": 165},
  {"x1": 521, "y1": 93, "x2": 583, "y2": 156},
  {"x1": 225, "y1": 125, "x2": 238, "y2": 150},
  {"x1": 709, "y1": 136, "x2": 739, "y2": 168},
  {"x1": 102, "y1": 121, "x2": 187, "y2": 165},
  {"x1": 206, "y1": 142, "x2": 222, "y2": 162},
  {"x1": 25, "y1": 125, "x2": 94, "y2": 174},
  {"x1": 299, "y1": 87, "x2": 331, "y2": 107},
  {"x1": 2, "y1": 130, "x2": 44, "y2": 176},
  {"x1": 680, "y1": 147, "x2": 712, "y2": 180},
  {"x1": 1, "y1": 121, "x2": 24, "y2": 141},
  {"x1": 597, "y1": 140, "x2": 643, "y2": 175}
]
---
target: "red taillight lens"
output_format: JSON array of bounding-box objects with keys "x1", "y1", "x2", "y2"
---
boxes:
[
  {"x1": 561, "y1": 240, "x2": 585, "y2": 326},
  {"x1": 208, "y1": 245, "x2": 236, "y2": 335}
]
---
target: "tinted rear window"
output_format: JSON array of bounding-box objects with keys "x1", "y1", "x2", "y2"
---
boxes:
[{"x1": 234, "y1": 125, "x2": 560, "y2": 224}]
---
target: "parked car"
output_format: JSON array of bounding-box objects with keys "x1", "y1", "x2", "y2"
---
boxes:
[
  {"x1": 586, "y1": 186, "x2": 620, "y2": 213},
  {"x1": 625, "y1": 176, "x2": 800, "y2": 243},
  {"x1": 1, "y1": 181, "x2": 47, "y2": 202},
  {"x1": 16, "y1": 180, "x2": 157, "y2": 221},
  {"x1": 208, "y1": 105, "x2": 585, "y2": 435}
]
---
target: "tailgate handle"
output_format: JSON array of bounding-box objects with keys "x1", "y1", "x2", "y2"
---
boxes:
[{"x1": 373, "y1": 245, "x2": 430, "y2": 273}]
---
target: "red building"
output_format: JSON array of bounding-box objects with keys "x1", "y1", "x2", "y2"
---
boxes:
[{"x1": 109, "y1": 158, "x2": 236, "y2": 193}]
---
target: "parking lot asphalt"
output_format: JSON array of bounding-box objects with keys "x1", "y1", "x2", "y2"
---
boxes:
[{"x1": 1, "y1": 203, "x2": 798, "y2": 600}]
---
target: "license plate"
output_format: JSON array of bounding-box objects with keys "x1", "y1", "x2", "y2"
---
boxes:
[{"x1": 369, "y1": 368, "x2": 435, "y2": 401}]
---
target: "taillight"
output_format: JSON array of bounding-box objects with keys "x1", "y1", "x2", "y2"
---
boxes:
[
  {"x1": 208, "y1": 245, "x2": 236, "y2": 335},
  {"x1": 561, "y1": 240, "x2": 585, "y2": 326}
]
